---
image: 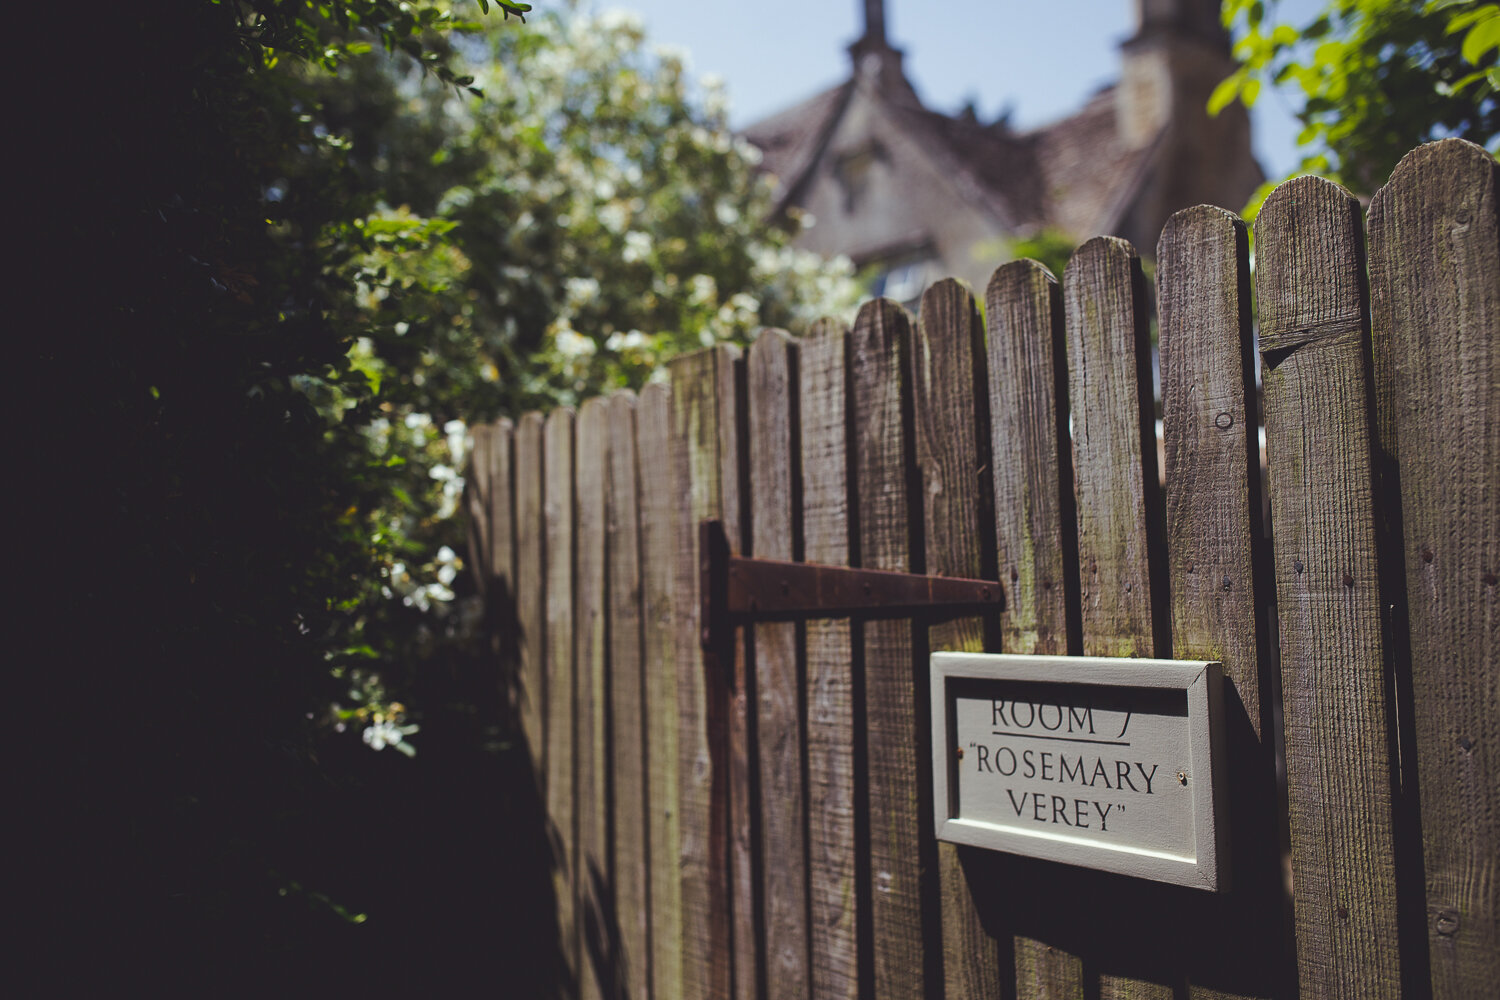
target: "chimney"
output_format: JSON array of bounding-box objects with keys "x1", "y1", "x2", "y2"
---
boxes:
[
  {"x1": 1117, "y1": 0, "x2": 1233, "y2": 148},
  {"x1": 847, "y1": 0, "x2": 920, "y2": 106}
]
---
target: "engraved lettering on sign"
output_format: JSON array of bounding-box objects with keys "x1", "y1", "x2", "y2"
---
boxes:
[{"x1": 931, "y1": 654, "x2": 1226, "y2": 890}]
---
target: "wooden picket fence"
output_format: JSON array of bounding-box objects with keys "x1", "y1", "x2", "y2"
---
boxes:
[{"x1": 465, "y1": 139, "x2": 1497, "y2": 999}]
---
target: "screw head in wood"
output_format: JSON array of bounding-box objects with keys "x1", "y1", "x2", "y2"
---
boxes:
[
  {"x1": 1215, "y1": 411, "x2": 1234, "y2": 430},
  {"x1": 1435, "y1": 909, "x2": 1460, "y2": 936},
  {"x1": 1293, "y1": 559, "x2": 1304, "y2": 574},
  {"x1": 1343, "y1": 572, "x2": 1355, "y2": 588},
  {"x1": 1420, "y1": 546, "x2": 1434, "y2": 563}
]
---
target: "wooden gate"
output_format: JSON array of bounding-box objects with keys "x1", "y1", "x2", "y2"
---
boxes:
[{"x1": 466, "y1": 139, "x2": 1497, "y2": 999}]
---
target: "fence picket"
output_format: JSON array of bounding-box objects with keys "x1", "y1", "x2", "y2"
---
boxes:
[
  {"x1": 1064, "y1": 236, "x2": 1173, "y2": 1000},
  {"x1": 605, "y1": 391, "x2": 651, "y2": 1000},
  {"x1": 985, "y1": 259, "x2": 1086, "y2": 999},
  {"x1": 716, "y1": 343, "x2": 762, "y2": 1000},
  {"x1": 638, "y1": 382, "x2": 680, "y2": 1000},
  {"x1": 1367, "y1": 138, "x2": 1500, "y2": 998},
  {"x1": 748, "y1": 329, "x2": 811, "y2": 999},
  {"x1": 799, "y1": 317, "x2": 860, "y2": 1000},
  {"x1": 850, "y1": 299, "x2": 935, "y2": 1000},
  {"x1": 912, "y1": 279, "x2": 1006, "y2": 998},
  {"x1": 1158, "y1": 206, "x2": 1286, "y2": 1000},
  {"x1": 670, "y1": 348, "x2": 734, "y2": 1000},
  {"x1": 576, "y1": 397, "x2": 611, "y2": 1000},
  {"x1": 487, "y1": 419, "x2": 520, "y2": 730},
  {"x1": 516, "y1": 414, "x2": 548, "y2": 784},
  {"x1": 1256, "y1": 175, "x2": 1403, "y2": 999},
  {"x1": 544, "y1": 407, "x2": 579, "y2": 997}
]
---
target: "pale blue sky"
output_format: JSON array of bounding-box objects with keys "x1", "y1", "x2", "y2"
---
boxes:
[{"x1": 585, "y1": 0, "x2": 1323, "y2": 181}]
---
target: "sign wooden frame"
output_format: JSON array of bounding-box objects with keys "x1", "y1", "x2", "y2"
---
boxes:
[{"x1": 930, "y1": 652, "x2": 1228, "y2": 891}]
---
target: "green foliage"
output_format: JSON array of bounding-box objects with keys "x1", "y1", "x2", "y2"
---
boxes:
[
  {"x1": 1216, "y1": 0, "x2": 1499, "y2": 210},
  {"x1": 34, "y1": 3, "x2": 852, "y2": 986},
  {"x1": 1003, "y1": 228, "x2": 1079, "y2": 283}
]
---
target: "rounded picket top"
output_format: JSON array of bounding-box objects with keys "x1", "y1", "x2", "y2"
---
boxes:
[
  {"x1": 803, "y1": 314, "x2": 850, "y2": 341},
  {"x1": 1064, "y1": 234, "x2": 1140, "y2": 284},
  {"x1": 1253, "y1": 175, "x2": 1366, "y2": 357},
  {"x1": 986, "y1": 256, "x2": 1058, "y2": 313},
  {"x1": 853, "y1": 296, "x2": 913, "y2": 332},
  {"x1": 1157, "y1": 204, "x2": 1245, "y2": 265},
  {"x1": 1373, "y1": 136, "x2": 1497, "y2": 211},
  {"x1": 919, "y1": 276, "x2": 978, "y2": 320},
  {"x1": 1369, "y1": 138, "x2": 1498, "y2": 263}
]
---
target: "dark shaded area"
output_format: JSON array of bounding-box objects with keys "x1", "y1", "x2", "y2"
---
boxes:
[{"x1": 19, "y1": 6, "x2": 560, "y2": 993}]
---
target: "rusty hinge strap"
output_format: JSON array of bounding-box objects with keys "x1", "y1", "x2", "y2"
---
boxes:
[{"x1": 700, "y1": 519, "x2": 1003, "y2": 650}]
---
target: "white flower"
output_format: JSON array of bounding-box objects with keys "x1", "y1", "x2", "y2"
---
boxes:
[
  {"x1": 565, "y1": 277, "x2": 601, "y2": 305},
  {"x1": 436, "y1": 545, "x2": 457, "y2": 563},
  {"x1": 714, "y1": 200, "x2": 740, "y2": 226},
  {"x1": 404, "y1": 412, "x2": 431, "y2": 430},
  {"x1": 622, "y1": 231, "x2": 652, "y2": 263},
  {"x1": 444, "y1": 419, "x2": 468, "y2": 465},
  {"x1": 688, "y1": 273, "x2": 717, "y2": 305},
  {"x1": 598, "y1": 202, "x2": 629, "y2": 234},
  {"x1": 554, "y1": 326, "x2": 597, "y2": 358}
]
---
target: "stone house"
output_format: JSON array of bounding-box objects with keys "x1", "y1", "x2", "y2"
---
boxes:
[{"x1": 741, "y1": 0, "x2": 1263, "y2": 302}]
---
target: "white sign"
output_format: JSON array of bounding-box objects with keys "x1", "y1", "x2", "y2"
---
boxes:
[{"x1": 930, "y1": 653, "x2": 1228, "y2": 891}]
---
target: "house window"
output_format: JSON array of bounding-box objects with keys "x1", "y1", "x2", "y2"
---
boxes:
[{"x1": 870, "y1": 252, "x2": 939, "y2": 306}]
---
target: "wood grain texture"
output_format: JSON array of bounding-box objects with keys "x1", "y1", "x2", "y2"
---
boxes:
[
  {"x1": 638, "y1": 382, "x2": 681, "y2": 1000},
  {"x1": 985, "y1": 259, "x2": 1085, "y2": 1000},
  {"x1": 716, "y1": 344, "x2": 761, "y2": 1000},
  {"x1": 488, "y1": 419, "x2": 520, "y2": 730},
  {"x1": 669, "y1": 348, "x2": 732, "y2": 1000},
  {"x1": 544, "y1": 407, "x2": 579, "y2": 998},
  {"x1": 1367, "y1": 138, "x2": 1500, "y2": 999},
  {"x1": 1063, "y1": 237, "x2": 1168, "y2": 663},
  {"x1": 1064, "y1": 237, "x2": 1174, "y2": 1000},
  {"x1": 911, "y1": 279, "x2": 1005, "y2": 999},
  {"x1": 517, "y1": 413, "x2": 548, "y2": 781},
  {"x1": 576, "y1": 397, "x2": 611, "y2": 1000},
  {"x1": 749, "y1": 328, "x2": 811, "y2": 1000},
  {"x1": 467, "y1": 422, "x2": 493, "y2": 591},
  {"x1": 1255, "y1": 174, "x2": 1402, "y2": 999},
  {"x1": 851, "y1": 299, "x2": 935, "y2": 1000},
  {"x1": 1158, "y1": 206, "x2": 1285, "y2": 1000},
  {"x1": 986, "y1": 259, "x2": 1079, "y2": 659},
  {"x1": 799, "y1": 318, "x2": 860, "y2": 1000},
  {"x1": 607, "y1": 393, "x2": 650, "y2": 1000}
]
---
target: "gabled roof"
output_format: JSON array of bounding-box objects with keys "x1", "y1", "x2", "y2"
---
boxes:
[{"x1": 740, "y1": 58, "x2": 1166, "y2": 244}]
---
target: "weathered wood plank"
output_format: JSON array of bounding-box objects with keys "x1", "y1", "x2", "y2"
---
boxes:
[
  {"x1": 986, "y1": 259, "x2": 1079, "y2": 660},
  {"x1": 544, "y1": 406, "x2": 579, "y2": 998},
  {"x1": 1064, "y1": 236, "x2": 1173, "y2": 1000},
  {"x1": 716, "y1": 344, "x2": 761, "y2": 1000},
  {"x1": 488, "y1": 419, "x2": 520, "y2": 733},
  {"x1": 1367, "y1": 138, "x2": 1500, "y2": 999},
  {"x1": 851, "y1": 299, "x2": 935, "y2": 1000},
  {"x1": 517, "y1": 412, "x2": 548, "y2": 781},
  {"x1": 1256, "y1": 174, "x2": 1402, "y2": 999},
  {"x1": 638, "y1": 382, "x2": 680, "y2": 1000},
  {"x1": 670, "y1": 348, "x2": 732, "y2": 1000},
  {"x1": 799, "y1": 317, "x2": 860, "y2": 1000},
  {"x1": 1064, "y1": 237, "x2": 1168, "y2": 663},
  {"x1": 576, "y1": 397, "x2": 611, "y2": 1000},
  {"x1": 467, "y1": 422, "x2": 493, "y2": 591},
  {"x1": 1158, "y1": 205, "x2": 1286, "y2": 1000},
  {"x1": 911, "y1": 278, "x2": 1005, "y2": 999},
  {"x1": 985, "y1": 258, "x2": 1085, "y2": 1000},
  {"x1": 607, "y1": 392, "x2": 650, "y2": 1000},
  {"x1": 749, "y1": 328, "x2": 811, "y2": 1000}
]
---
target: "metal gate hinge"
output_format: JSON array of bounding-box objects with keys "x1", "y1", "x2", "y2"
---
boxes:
[{"x1": 699, "y1": 519, "x2": 1004, "y2": 650}]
